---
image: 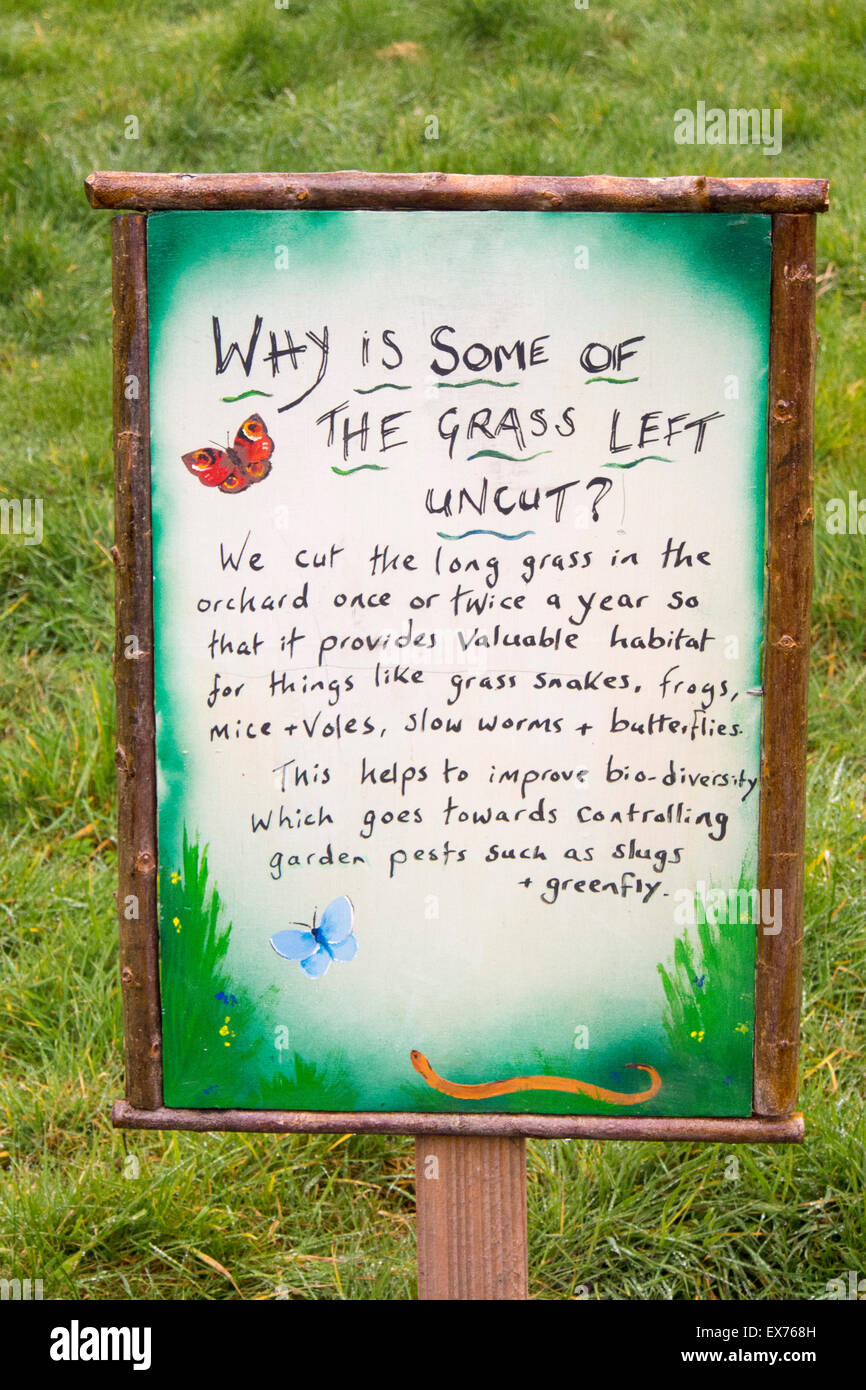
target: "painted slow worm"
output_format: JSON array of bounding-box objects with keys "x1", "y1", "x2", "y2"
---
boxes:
[{"x1": 410, "y1": 1051, "x2": 662, "y2": 1105}]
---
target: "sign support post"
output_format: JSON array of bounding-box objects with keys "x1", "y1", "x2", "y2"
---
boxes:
[{"x1": 415, "y1": 1137, "x2": 528, "y2": 1300}]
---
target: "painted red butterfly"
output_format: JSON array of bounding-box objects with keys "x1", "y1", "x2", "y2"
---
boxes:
[{"x1": 182, "y1": 414, "x2": 274, "y2": 494}]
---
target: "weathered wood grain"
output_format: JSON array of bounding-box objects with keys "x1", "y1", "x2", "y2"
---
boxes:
[
  {"x1": 415, "y1": 1137, "x2": 528, "y2": 1300},
  {"x1": 754, "y1": 214, "x2": 817, "y2": 1116},
  {"x1": 112, "y1": 214, "x2": 162, "y2": 1110},
  {"x1": 113, "y1": 1102, "x2": 804, "y2": 1142},
  {"x1": 86, "y1": 171, "x2": 829, "y2": 214}
]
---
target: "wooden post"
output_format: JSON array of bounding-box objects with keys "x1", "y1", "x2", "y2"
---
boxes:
[
  {"x1": 112, "y1": 213, "x2": 162, "y2": 1111},
  {"x1": 754, "y1": 213, "x2": 817, "y2": 1116},
  {"x1": 415, "y1": 1137, "x2": 528, "y2": 1300}
]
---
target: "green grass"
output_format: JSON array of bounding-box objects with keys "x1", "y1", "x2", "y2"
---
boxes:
[{"x1": 1, "y1": 0, "x2": 864, "y2": 1299}]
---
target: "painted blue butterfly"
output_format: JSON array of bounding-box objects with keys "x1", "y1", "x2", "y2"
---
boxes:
[{"x1": 269, "y1": 896, "x2": 357, "y2": 978}]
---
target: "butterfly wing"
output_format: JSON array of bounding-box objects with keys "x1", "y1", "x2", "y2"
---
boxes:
[
  {"x1": 216, "y1": 464, "x2": 253, "y2": 495},
  {"x1": 317, "y1": 896, "x2": 354, "y2": 945},
  {"x1": 328, "y1": 934, "x2": 358, "y2": 963},
  {"x1": 300, "y1": 946, "x2": 331, "y2": 978},
  {"x1": 231, "y1": 414, "x2": 274, "y2": 486},
  {"x1": 182, "y1": 446, "x2": 235, "y2": 489},
  {"x1": 270, "y1": 929, "x2": 317, "y2": 960}
]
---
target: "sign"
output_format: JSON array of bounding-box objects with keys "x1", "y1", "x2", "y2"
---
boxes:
[{"x1": 90, "y1": 173, "x2": 827, "y2": 1141}]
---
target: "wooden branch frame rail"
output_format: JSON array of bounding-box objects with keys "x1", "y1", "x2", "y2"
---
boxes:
[
  {"x1": 88, "y1": 170, "x2": 828, "y2": 214},
  {"x1": 99, "y1": 172, "x2": 826, "y2": 1145}
]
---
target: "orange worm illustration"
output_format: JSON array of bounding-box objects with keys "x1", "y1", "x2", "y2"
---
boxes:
[{"x1": 410, "y1": 1050, "x2": 662, "y2": 1105}]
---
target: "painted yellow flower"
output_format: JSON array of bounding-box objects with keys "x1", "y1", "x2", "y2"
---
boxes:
[
  {"x1": 690, "y1": 1029, "x2": 705, "y2": 1042},
  {"x1": 173, "y1": 916, "x2": 182, "y2": 933},
  {"x1": 734, "y1": 1022, "x2": 750, "y2": 1034},
  {"x1": 171, "y1": 872, "x2": 181, "y2": 885}
]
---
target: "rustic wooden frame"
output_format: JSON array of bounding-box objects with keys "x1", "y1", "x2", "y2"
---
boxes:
[{"x1": 97, "y1": 173, "x2": 826, "y2": 1142}]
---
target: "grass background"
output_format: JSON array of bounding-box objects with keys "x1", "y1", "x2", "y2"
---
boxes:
[{"x1": 0, "y1": 0, "x2": 863, "y2": 1299}]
